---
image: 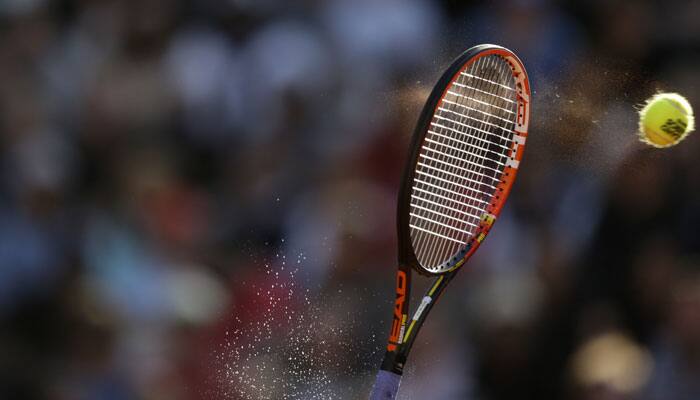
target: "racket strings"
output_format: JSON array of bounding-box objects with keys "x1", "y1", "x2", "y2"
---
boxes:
[
  {"x1": 413, "y1": 57, "x2": 498, "y2": 263},
  {"x1": 424, "y1": 58, "x2": 515, "y2": 268},
  {"x1": 412, "y1": 58, "x2": 511, "y2": 269},
  {"x1": 418, "y1": 56, "x2": 516, "y2": 268},
  {"x1": 417, "y1": 61, "x2": 500, "y2": 268},
  {"x1": 409, "y1": 55, "x2": 518, "y2": 271}
]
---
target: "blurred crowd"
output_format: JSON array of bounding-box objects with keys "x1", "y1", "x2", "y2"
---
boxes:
[{"x1": 0, "y1": 0, "x2": 699, "y2": 399}]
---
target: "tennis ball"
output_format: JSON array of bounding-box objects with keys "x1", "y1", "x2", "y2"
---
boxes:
[{"x1": 638, "y1": 92, "x2": 695, "y2": 148}]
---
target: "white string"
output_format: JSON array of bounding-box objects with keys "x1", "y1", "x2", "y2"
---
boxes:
[
  {"x1": 427, "y1": 56, "x2": 504, "y2": 267},
  {"x1": 426, "y1": 129, "x2": 509, "y2": 160},
  {"x1": 411, "y1": 58, "x2": 489, "y2": 262},
  {"x1": 411, "y1": 194, "x2": 481, "y2": 221},
  {"x1": 410, "y1": 202, "x2": 479, "y2": 227},
  {"x1": 409, "y1": 224, "x2": 464, "y2": 244},
  {"x1": 424, "y1": 138, "x2": 506, "y2": 167},
  {"x1": 450, "y1": 81, "x2": 515, "y2": 103},
  {"x1": 460, "y1": 72, "x2": 515, "y2": 91},
  {"x1": 410, "y1": 213, "x2": 471, "y2": 235},
  {"x1": 413, "y1": 177, "x2": 489, "y2": 206},
  {"x1": 408, "y1": 54, "x2": 519, "y2": 272},
  {"x1": 412, "y1": 59, "x2": 481, "y2": 267},
  {"x1": 419, "y1": 151, "x2": 501, "y2": 182},
  {"x1": 415, "y1": 57, "x2": 492, "y2": 267},
  {"x1": 436, "y1": 106, "x2": 514, "y2": 134},
  {"x1": 430, "y1": 120, "x2": 511, "y2": 151},
  {"x1": 447, "y1": 90, "x2": 515, "y2": 115},
  {"x1": 412, "y1": 186, "x2": 485, "y2": 214},
  {"x1": 441, "y1": 98, "x2": 517, "y2": 125},
  {"x1": 416, "y1": 163, "x2": 497, "y2": 192}
]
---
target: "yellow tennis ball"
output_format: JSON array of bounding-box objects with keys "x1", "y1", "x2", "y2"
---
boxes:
[{"x1": 639, "y1": 92, "x2": 695, "y2": 148}]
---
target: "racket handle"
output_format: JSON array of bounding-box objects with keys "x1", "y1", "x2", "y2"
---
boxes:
[{"x1": 369, "y1": 370, "x2": 402, "y2": 400}]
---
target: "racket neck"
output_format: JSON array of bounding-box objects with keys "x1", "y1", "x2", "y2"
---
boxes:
[{"x1": 380, "y1": 268, "x2": 457, "y2": 375}]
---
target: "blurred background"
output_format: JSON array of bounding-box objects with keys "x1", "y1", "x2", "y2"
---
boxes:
[{"x1": 0, "y1": 0, "x2": 699, "y2": 399}]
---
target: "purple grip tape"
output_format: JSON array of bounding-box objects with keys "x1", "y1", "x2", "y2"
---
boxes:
[{"x1": 369, "y1": 370, "x2": 401, "y2": 400}]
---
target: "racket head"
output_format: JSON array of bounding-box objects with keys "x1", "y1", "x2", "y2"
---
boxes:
[{"x1": 397, "y1": 44, "x2": 531, "y2": 275}]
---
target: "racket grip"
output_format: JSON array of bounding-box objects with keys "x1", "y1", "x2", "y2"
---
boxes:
[{"x1": 369, "y1": 370, "x2": 402, "y2": 400}]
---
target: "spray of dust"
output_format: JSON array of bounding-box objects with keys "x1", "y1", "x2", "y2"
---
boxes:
[{"x1": 215, "y1": 250, "x2": 380, "y2": 399}]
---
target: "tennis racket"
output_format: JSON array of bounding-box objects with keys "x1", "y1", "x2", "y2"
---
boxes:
[{"x1": 369, "y1": 44, "x2": 531, "y2": 400}]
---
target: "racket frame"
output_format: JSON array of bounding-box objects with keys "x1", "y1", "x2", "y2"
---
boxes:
[{"x1": 382, "y1": 44, "x2": 531, "y2": 375}]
